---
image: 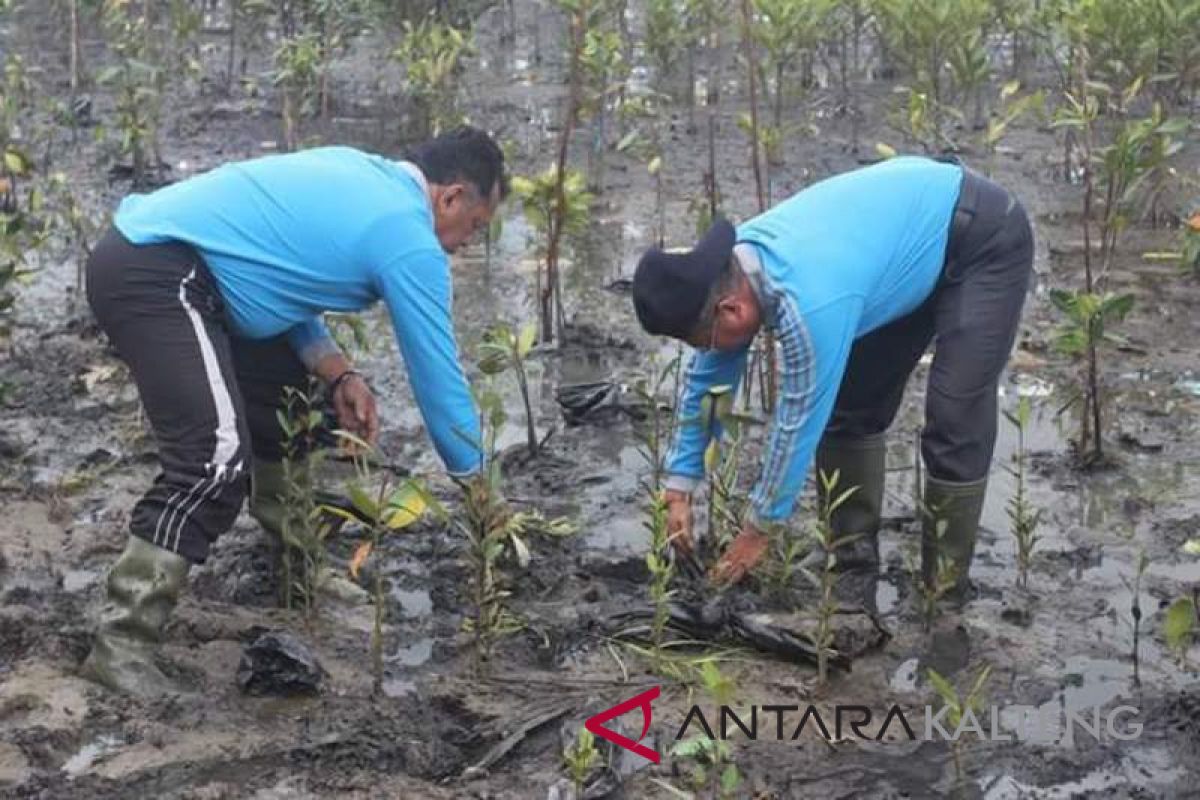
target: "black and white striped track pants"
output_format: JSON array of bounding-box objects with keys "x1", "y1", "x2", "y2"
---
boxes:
[{"x1": 86, "y1": 227, "x2": 311, "y2": 563}]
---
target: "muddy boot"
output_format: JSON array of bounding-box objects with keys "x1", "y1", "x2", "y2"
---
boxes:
[
  {"x1": 921, "y1": 476, "x2": 988, "y2": 605},
  {"x1": 250, "y1": 460, "x2": 369, "y2": 606},
  {"x1": 82, "y1": 535, "x2": 190, "y2": 697},
  {"x1": 811, "y1": 432, "x2": 887, "y2": 572}
]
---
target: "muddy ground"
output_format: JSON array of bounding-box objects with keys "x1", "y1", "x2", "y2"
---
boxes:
[{"x1": 1, "y1": 2, "x2": 1199, "y2": 798}]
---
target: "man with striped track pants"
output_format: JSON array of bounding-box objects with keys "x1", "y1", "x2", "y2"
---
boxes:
[{"x1": 82, "y1": 127, "x2": 507, "y2": 696}]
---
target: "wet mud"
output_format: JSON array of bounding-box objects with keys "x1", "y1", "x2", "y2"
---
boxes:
[{"x1": 1, "y1": 1, "x2": 1198, "y2": 798}]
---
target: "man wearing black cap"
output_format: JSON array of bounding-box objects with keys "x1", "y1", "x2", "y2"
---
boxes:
[{"x1": 633, "y1": 156, "x2": 1033, "y2": 595}]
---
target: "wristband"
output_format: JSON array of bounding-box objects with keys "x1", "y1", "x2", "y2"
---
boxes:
[{"x1": 328, "y1": 369, "x2": 362, "y2": 398}]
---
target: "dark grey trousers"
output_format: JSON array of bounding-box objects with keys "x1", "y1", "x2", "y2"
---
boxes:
[
  {"x1": 87, "y1": 228, "x2": 313, "y2": 563},
  {"x1": 822, "y1": 169, "x2": 1035, "y2": 483}
]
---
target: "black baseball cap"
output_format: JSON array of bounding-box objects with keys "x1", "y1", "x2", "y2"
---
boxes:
[{"x1": 632, "y1": 217, "x2": 735, "y2": 340}]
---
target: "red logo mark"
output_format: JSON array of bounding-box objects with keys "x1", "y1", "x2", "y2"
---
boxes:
[{"x1": 584, "y1": 686, "x2": 661, "y2": 764}]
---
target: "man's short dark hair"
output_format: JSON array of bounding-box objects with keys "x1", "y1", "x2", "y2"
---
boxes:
[{"x1": 406, "y1": 125, "x2": 509, "y2": 201}]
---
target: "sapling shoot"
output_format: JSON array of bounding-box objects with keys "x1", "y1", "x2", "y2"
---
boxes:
[{"x1": 1003, "y1": 396, "x2": 1042, "y2": 589}]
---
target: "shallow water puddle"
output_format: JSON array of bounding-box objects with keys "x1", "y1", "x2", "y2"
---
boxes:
[
  {"x1": 983, "y1": 744, "x2": 1187, "y2": 798},
  {"x1": 61, "y1": 734, "x2": 125, "y2": 778},
  {"x1": 390, "y1": 585, "x2": 433, "y2": 619}
]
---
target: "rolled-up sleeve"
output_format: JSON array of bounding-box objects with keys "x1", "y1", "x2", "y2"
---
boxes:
[
  {"x1": 375, "y1": 248, "x2": 481, "y2": 476},
  {"x1": 286, "y1": 317, "x2": 341, "y2": 371},
  {"x1": 664, "y1": 347, "x2": 749, "y2": 493}
]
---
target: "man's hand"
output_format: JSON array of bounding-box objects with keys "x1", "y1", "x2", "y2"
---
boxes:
[
  {"x1": 664, "y1": 489, "x2": 694, "y2": 556},
  {"x1": 709, "y1": 522, "x2": 770, "y2": 586},
  {"x1": 332, "y1": 372, "x2": 379, "y2": 445}
]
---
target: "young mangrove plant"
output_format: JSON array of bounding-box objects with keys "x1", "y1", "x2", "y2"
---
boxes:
[
  {"x1": 1048, "y1": 289, "x2": 1134, "y2": 466},
  {"x1": 874, "y1": 0, "x2": 993, "y2": 151},
  {"x1": 1048, "y1": 52, "x2": 1183, "y2": 466},
  {"x1": 614, "y1": 89, "x2": 669, "y2": 246},
  {"x1": 97, "y1": 1, "x2": 161, "y2": 185},
  {"x1": 276, "y1": 382, "x2": 338, "y2": 617},
  {"x1": 477, "y1": 321, "x2": 540, "y2": 456},
  {"x1": 1121, "y1": 544, "x2": 1149, "y2": 685},
  {"x1": 927, "y1": 664, "x2": 992, "y2": 791},
  {"x1": 579, "y1": 15, "x2": 628, "y2": 193},
  {"x1": 632, "y1": 355, "x2": 682, "y2": 658},
  {"x1": 510, "y1": 167, "x2": 593, "y2": 343},
  {"x1": 701, "y1": 386, "x2": 751, "y2": 563},
  {"x1": 752, "y1": 0, "x2": 835, "y2": 130},
  {"x1": 1003, "y1": 396, "x2": 1042, "y2": 589},
  {"x1": 906, "y1": 515, "x2": 959, "y2": 631},
  {"x1": 330, "y1": 433, "x2": 439, "y2": 693},
  {"x1": 454, "y1": 386, "x2": 576, "y2": 670},
  {"x1": 739, "y1": 0, "x2": 766, "y2": 213},
  {"x1": 645, "y1": 0, "x2": 687, "y2": 95},
  {"x1": 669, "y1": 662, "x2": 742, "y2": 798},
  {"x1": 801, "y1": 468, "x2": 857, "y2": 686},
  {"x1": 273, "y1": 30, "x2": 323, "y2": 152},
  {"x1": 981, "y1": 81, "x2": 1045, "y2": 178},
  {"x1": 562, "y1": 727, "x2": 600, "y2": 795},
  {"x1": 390, "y1": 14, "x2": 474, "y2": 138}
]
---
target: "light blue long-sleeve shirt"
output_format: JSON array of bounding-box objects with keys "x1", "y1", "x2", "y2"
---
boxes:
[
  {"x1": 665, "y1": 156, "x2": 964, "y2": 525},
  {"x1": 113, "y1": 146, "x2": 481, "y2": 476}
]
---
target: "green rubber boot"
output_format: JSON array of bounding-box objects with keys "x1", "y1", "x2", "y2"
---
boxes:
[
  {"x1": 814, "y1": 432, "x2": 887, "y2": 571},
  {"x1": 250, "y1": 460, "x2": 368, "y2": 606},
  {"x1": 921, "y1": 475, "x2": 988, "y2": 604},
  {"x1": 82, "y1": 535, "x2": 191, "y2": 696}
]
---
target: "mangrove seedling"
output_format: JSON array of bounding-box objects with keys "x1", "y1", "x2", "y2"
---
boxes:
[
  {"x1": 452, "y1": 386, "x2": 575, "y2": 669},
  {"x1": 272, "y1": 30, "x2": 323, "y2": 151},
  {"x1": 670, "y1": 662, "x2": 742, "y2": 798},
  {"x1": 1003, "y1": 396, "x2": 1042, "y2": 589},
  {"x1": 800, "y1": 468, "x2": 858, "y2": 686},
  {"x1": 1048, "y1": 289, "x2": 1134, "y2": 465},
  {"x1": 751, "y1": 0, "x2": 835, "y2": 129},
  {"x1": 510, "y1": 167, "x2": 593, "y2": 343},
  {"x1": 927, "y1": 664, "x2": 992, "y2": 790},
  {"x1": 477, "y1": 321, "x2": 540, "y2": 456},
  {"x1": 390, "y1": 14, "x2": 474, "y2": 138},
  {"x1": 327, "y1": 432, "x2": 441, "y2": 693},
  {"x1": 562, "y1": 727, "x2": 600, "y2": 795},
  {"x1": 1121, "y1": 546, "x2": 1149, "y2": 685},
  {"x1": 276, "y1": 382, "x2": 337, "y2": 617},
  {"x1": 906, "y1": 515, "x2": 959, "y2": 631},
  {"x1": 981, "y1": 81, "x2": 1045, "y2": 178},
  {"x1": 579, "y1": 21, "x2": 628, "y2": 193},
  {"x1": 700, "y1": 385, "x2": 752, "y2": 562},
  {"x1": 633, "y1": 355, "x2": 681, "y2": 657},
  {"x1": 97, "y1": 2, "x2": 161, "y2": 185},
  {"x1": 645, "y1": 0, "x2": 687, "y2": 94},
  {"x1": 632, "y1": 354, "x2": 682, "y2": 657}
]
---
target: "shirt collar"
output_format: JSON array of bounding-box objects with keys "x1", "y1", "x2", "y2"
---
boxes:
[
  {"x1": 734, "y1": 242, "x2": 779, "y2": 329},
  {"x1": 397, "y1": 160, "x2": 433, "y2": 212}
]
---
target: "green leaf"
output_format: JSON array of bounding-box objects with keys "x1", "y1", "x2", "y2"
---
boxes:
[
  {"x1": 517, "y1": 322, "x2": 537, "y2": 357},
  {"x1": 926, "y1": 667, "x2": 959, "y2": 707},
  {"x1": 1183, "y1": 539, "x2": 1200, "y2": 556},
  {"x1": 349, "y1": 484, "x2": 379, "y2": 520},
  {"x1": 670, "y1": 736, "x2": 709, "y2": 759},
  {"x1": 720, "y1": 764, "x2": 741, "y2": 793},
  {"x1": 384, "y1": 483, "x2": 428, "y2": 529},
  {"x1": 1164, "y1": 597, "x2": 1196, "y2": 653},
  {"x1": 1048, "y1": 288, "x2": 1077, "y2": 314},
  {"x1": 615, "y1": 130, "x2": 640, "y2": 152}
]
